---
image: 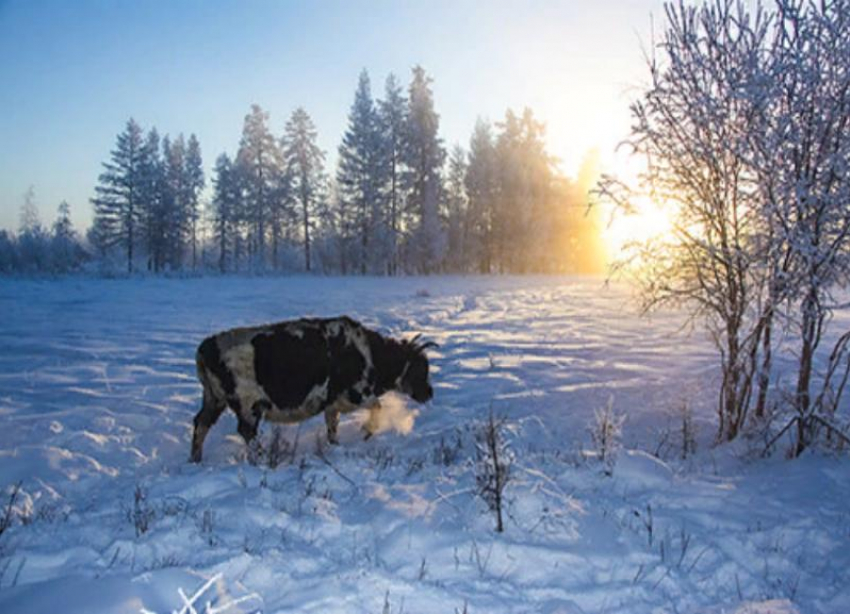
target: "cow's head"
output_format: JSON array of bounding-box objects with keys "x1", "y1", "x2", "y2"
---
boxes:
[{"x1": 397, "y1": 335, "x2": 437, "y2": 403}]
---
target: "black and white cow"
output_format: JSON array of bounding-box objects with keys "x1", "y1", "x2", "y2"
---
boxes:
[{"x1": 190, "y1": 316, "x2": 436, "y2": 462}]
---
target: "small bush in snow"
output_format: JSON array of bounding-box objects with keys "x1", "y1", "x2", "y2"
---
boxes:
[
  {"x1": 589, "y1": 397, "x2": 625, "y2": 474},
  {"x1": 130, "y1": 485, "x2": 155, "y2": 538},
  {"x1": 678, "y1": 402, "x2": 697, "y2": 460},
  {"x1": 432, "y1": 429, "x2": 464, "y2": 466},
  {"x1": 474, "y1": 411, "x2": 512, "y2": 533},
  {"x1": 0, "y1": 482, "x2": 21, "y2": 542}
]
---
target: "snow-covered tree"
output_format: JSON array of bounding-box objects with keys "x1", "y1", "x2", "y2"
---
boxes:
[
  {"x1": 599, "y1": 0, "x2": 775, "y2": 442},
  {"x1": 756, "y1": 0, "x2": 850, "y2": 455},
  {"x1": 337, "y1": 70, "x2": 386, "y2": 274},
  {"x1": 443, "y1": 144, "x2": 468, "y2": 272},
  {"x1": 138, "y1": 128, "x2": 166, "y2": 272},
  {"x1": 283, "y1": 107, "x2": 325, "y2": 272},
  {"x1": 50, "y1": 200, "x2": 85, "y2": 272},
  {"x1": 403, "y1": 65, "x2": 446, "y2": 273},
  {"x1": 487, "y1": 109, "x2": 560, "y2": 273},
  {"x1": 378, "y1": 73, "x2": 407, "y2": 275},
  {"x1": 17, "y1": 187, "x2": 50, "y2": 272},
  {"x1": 210, "y1": 153, "x2": 241, "y2": 273},
  {"x1": 19, "y1": 186, "x2": 40, "y2": 234},
  {"x1": 92, "y1": 118, "x2": 145, "y2": 272},
  {"x1": 236, "y1": 104, "x2": 284, "y2": 272},
  {"x1": 465, "y1": 119, "x2": 497, "y2": 273},
  {"x1": 186, "y1": 134, "x2": 205, "y2": 271},
  {"x1": 162, "y1": 134, "x2": 191, "y2": 270}
]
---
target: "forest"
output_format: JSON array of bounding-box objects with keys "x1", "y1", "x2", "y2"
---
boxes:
[{"x1": 0, "y1": 67, "x2": 603, "y2": 276}]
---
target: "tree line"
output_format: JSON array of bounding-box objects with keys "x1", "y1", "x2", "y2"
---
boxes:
[
  {"x1": 77, "y1": 65, "x2": 601, "y2": 275},
  {"x1": 0, "y1": 187, "x2": 87, "y2": 274}
]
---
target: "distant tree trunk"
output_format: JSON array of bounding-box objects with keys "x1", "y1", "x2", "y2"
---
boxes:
[
  {"x1": 303, "y1": 196, "x2": 311, "y2": 272},
  {"x1": 192, "y1": 218, "x2": 197, "y2": 271},
  {"x1": 127, "y1": 203, "x2": 134, "y2": 274},
  {"x1": 390, "y1": 157, "x2": 398, "y2": 276}
]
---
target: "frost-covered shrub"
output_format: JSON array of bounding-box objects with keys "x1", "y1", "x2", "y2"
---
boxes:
[
  {"x1": 589, "y1": 397, "x2": 625, "y2": 474},
  {"x1": 474, "y1": 412, "x2": 512, "y2": 533}
]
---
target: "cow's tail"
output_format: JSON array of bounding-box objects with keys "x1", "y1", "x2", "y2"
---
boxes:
[{"x1": 196, "y1": 336, "x2": 215, "y2": 384}]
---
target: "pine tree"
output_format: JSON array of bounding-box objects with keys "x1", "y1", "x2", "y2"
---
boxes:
[
  {"x1": 51, "y1": 201, "x2": 85, "y2": 272},
  {"x1": 235, "y1": 105, "x2": 283, "y2": 271},
  {"x1": 138, "y1": 128, "x2": 166, "y2": 272},
  {"x1": 211, "y1": 153, "x2": 241, "y2": 273},
  {"x1": 186, "y1": 134, "x2": 205, "y2": 271},
  {"x1": 491, "y1": 108, "x2": 556, "y2": 273},
  {"x1": 443, "y1": 145, "x2": 468, "y2": 272},
  {"x1": 493, "y1": 110, "x2": 522, "y2": 273},
  {"x1": 162, "y1": 134, "x2": 189, "y2": 270},
  {"x1": 19, "y1": 185, "x2": 40, "y2": 233},
  {"x1": 18, "y1": 186, "x2": 49, "y2": 272},
  {"x1": 465, "y1": 119, "x2": 497, "y2": 273},
  {"x1": 378, "y1": 73, "x2": 407, "y2": 275},
  {"x1": 338, "y1": 70, "x2": 386, "y2": 274},
  {"x1": 92, "y1": 118, "x2": 145, "y2": 272},
  {"x1": 283, "y1": 107, "x2": 326, "y2": 272},
  {"x1": 402, "y1": 66, "x2": 446, "y2": 273}
]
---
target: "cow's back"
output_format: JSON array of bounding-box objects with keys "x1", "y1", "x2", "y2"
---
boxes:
[{"x1": 250, "y1": 321, "x2": 331, "y2": 412}]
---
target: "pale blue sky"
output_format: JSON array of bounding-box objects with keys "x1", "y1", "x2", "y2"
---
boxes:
[{"x1": 0, "y1": 0, "x2": 663, "y2": 231}]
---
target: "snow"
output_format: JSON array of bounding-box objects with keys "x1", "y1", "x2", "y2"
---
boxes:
[{"x1": 0, "y1": 275, "x2": 847, "y2": 613}]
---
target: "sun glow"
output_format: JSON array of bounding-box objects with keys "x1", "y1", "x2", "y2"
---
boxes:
[{"x1": 601, "y1": 195, "x2": 674, "y2": 263}]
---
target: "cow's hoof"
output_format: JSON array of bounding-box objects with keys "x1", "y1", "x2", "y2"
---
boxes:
[
  {"x1": 362, "y1": 430, "x2": 373, "y2": 441},
  {"x1": 327, "y1": 436, "x2": 340, "y2": 445}
]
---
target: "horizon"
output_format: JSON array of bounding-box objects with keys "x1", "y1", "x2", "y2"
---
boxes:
[{"x1": 0, "y1": 0, "x2": 663, "y2": 233}]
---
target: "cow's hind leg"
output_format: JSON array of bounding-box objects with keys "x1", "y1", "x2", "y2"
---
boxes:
[
  {"x1": 324, "y1": 405, "x2": 341, "y2": 445},
  {"x1": 362, "y1": 400, "x2": 382, "y2": 440},
  {"x1": 191, "y1": 386, "x2": 227, "y2": 463}
]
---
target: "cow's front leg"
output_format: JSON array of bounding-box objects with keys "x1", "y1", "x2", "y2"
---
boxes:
[
  {"x1": 324, "y1": 404, "x2": 341, "y2": 445},
  {"x1": 237, "y1": 400, "x2": 267, "y2": 446},
  {"x1": 191, "y1": 385, "x2": 227, "y2": 463},
  {"x1": 362, "y1": 399, "x2": 382, "y2": 440}
]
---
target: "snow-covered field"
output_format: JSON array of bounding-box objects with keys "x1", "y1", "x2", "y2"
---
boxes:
[{"x1": 0, "y1": 276, "x2": 847, "y2": 613}]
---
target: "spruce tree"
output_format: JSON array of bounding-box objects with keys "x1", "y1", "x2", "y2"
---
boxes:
[
  {"x1": 403, "y1": 66, "x2": 446, "y2": 273},
  {"x1": 465, "y1": 119, "x2": 497, "y2": 273},
  {"x1": 162, "y1": 134, "x2": 189, "y2": 270},
  {"x1": 139, "y1": 128, "x2": 165, "y2": 272},
  {"x1": 51, "y1": 201, "x2": 84, "y2": 272},
  {"x1": 211, "y1": 153, "x2": 241, "y2": 273},
  {"x1": 282, "y1": 107, "x2": 325, "y2": 272},
  {"x1": 377, "y1": 73, "x2": 407, "y2": 275},
  {"x1": 443, "y1": 145, "x2": 468, "y2": 272},
  {"x1": 236, "y1": 105, "x2": 283, "y2": 271},
  {"x1": 338, "y1": 69, "x2": 386, "y2": 274},
  {"x1": 92, "y1": 118, "x2": 145, "y2": 272},
  {"x1": 186, "y1": 134, "x2": 205, "y2": 271}
]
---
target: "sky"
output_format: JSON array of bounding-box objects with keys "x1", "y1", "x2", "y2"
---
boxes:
[{"x1": 0, "y1": 0, "x2": 665, "y2": 232}]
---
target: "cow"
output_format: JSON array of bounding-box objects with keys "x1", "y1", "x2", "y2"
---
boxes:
[{"x1": 190, "y1": 316, "x2": 436, "y2": 463}]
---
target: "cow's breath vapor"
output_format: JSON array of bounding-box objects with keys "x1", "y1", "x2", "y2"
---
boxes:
[{"x1": 370, "y1": 392, "x2": 419, "y2": 436}]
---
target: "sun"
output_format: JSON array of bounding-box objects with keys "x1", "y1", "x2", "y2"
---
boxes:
[{"x1": 600, "y1": 195, "x2": 673, "y2": 263}]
